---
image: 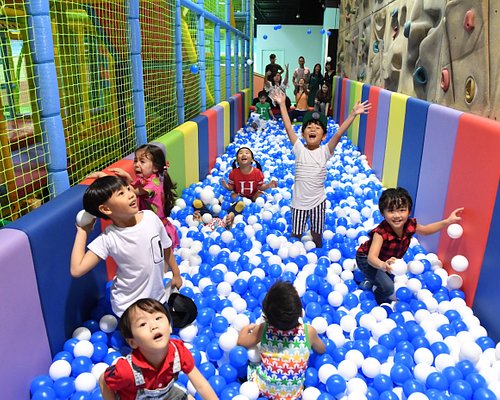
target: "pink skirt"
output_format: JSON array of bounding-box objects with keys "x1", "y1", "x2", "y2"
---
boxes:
[{"x1": 163, "y1": 218, "x2": 180, "y2": 249}]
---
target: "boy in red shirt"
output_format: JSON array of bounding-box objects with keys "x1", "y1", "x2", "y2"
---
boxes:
[{"x1": 99, "y1": 298, "x2": 217, "y2": 400}]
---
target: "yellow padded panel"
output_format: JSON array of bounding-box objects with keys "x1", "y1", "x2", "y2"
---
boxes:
[
  {"x1": 177, "y1": 121, "x2": 200, "y2": 186},
  {"x1": 218, "y1": 101, "x2": 231, "y2": 148},
  {"x1": 382, "y1": 92, "x2": 408, "y2": 188},
  {"x1": 350, "y1": 81, "x2": 364, "y2": 145}
]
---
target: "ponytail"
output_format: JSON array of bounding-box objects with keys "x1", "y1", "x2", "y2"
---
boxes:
[{"x1": 162, "y1": 169, "x2": 177, "y2": 217}]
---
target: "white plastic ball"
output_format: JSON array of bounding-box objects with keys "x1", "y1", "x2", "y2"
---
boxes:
[
  {"x1": 326, "y1": 56, "x2": 332, "y2": 62},
  {"x1": 345, "y1": 349, "x2": 364, "y2": 368},
  {"x1": 434, "y1": 353, "x2": 455, "y2": 371},
  {"x1": 76, "y1": 210, "x2": 96, "y2": 227},
  {"x1": 361, "y1": 357, "x2": 381, "y2": 378},
  {"x1": 346, "y1": 377, "x2": 367, "y2": 394},
  {"x1": 447, "y1": 224, "x2": 463, "y2": 239},
  {"x1": 73, "y1": 340, "x2": 94, "y2": 358},
  {"x1": 221, "y1": 230, "x2": 233, "y2": 244},
  {"x1": 414, "y1": 347, "x2": 434, "y2": 365},
  {"x1": 175, "y1": 198, "x2": 186, "y2": 209},
  {"x1": 451, "y1": 255, "x2": 469, "y2": 272},
  {"x1": 318, "y1": 363, "x2": 337, "y2": 383},
  {"x1": 239, "y1": 380, "x2": 259, "y2": 400},
  {"x1": 74, "y1": 372, "x2": 97, "y2": 392},
  {"x1": 302, "y1": 386, "x2": 321, "y2": 400},
  {"x1": 390, "y1": 259, "x2": 407, "y2": 276},
  {"x1": 72, "y1": 327, "x2": 92, "y2": 341},
  {"x1": 246, "y1": 59, "x2": 254, "y2": 66},
  {"x1": 219, "y1": 330, "x2": 238, "y2": 352},
  {"x1": 328, "y1": 291, "x2": 343, "y2": 307},
  {"x1": 202, "y1": 213, "x2": 213, "y2": 224},
  {"x1": 311, "y1": 317, "x2": 328, "y2": 334},
  {"x1": 447, "y1": 274, "x2": 463, "y2": 289},
  {"x1": 179, "y1": 324, "x2": 198, "y2": 343},
  {"x1": 459, "y1": 341, "x2": 482, "y2": 363},
  {"x1": 232, "y1": 313, "x2": 250, "y2": 331},
  {"x1": 247, "y1": 347, "x2": 261, "y2": 362},
  {"x1": 99, "y1": 315, "x2": 118, "y2": 333},
  {"x1": 91, "y1": 362, "x2": 108, "y2": 380},
  {"x1": 49, "y1": 359, "x2": 72, "y2": 380},
  {"x1": 328, "y1": 248, "x2": 342, "y2": 262},
  {"x1": 217, "y1": 281, "x2": 232, "y2": 297},
  {"x1": 408, "y1": 260, "x2": 425, "y2": 275},
  {"x1": 337, "y1": 359, "x2": 358, "y2": 379},
  {"x1": 340, "y1": 315, "x2": 357, "y2": 333},
  {"x1": 199, "y1": 188, "x2": 215, "y2": 205}
]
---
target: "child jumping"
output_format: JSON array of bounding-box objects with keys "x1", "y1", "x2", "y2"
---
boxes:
[
  {"x1": 70, "y1": 176, "x2": 182, "y2": 317},
  {"x1": 270, "y1": 89, "x2": 371, "y2": 248},
  {"x1": 356, "y1": 187, "x2": 463, "y2": 304},
  {"x1": 89, "y1": 144, "x2": 180, "y2": 248},
  {"x1": 221, "y1": 146, "x2": 277, "y2": 201},
  {"x1": 237, "y1": 281, "x2": 326, "y2": 400},
  {"x1": 99, "y1": 298, "x2": 217, "y2": 400}
]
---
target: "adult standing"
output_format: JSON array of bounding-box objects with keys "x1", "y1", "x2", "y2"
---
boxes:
[
  {"x1": 264, "y1": 54, "x2": 284, "y2": 82},
  {"x1": 292, "y1": 56, "x2": 311, "y2": 89},
  {"x1": 307, "y1": 63, "x2": 323, "y2": 108},
  {"x1": 323, "y1": 61, "x2": 335, "y2": 89}
]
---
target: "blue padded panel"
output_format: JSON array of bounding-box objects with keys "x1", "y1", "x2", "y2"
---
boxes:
[
  {"x1": 414, "y1": 104, "x2": 461, "y2": 252},
  {"x1": 8, "y1": 184, "x2": 107, "y2": 355},
  {"x1": 357, "y1": 84, "x2": 371, "y2": 153},
  {"x1": 473, "y1": 181, "x2": 500, "y2": 343},
  {"x1": 371, "y1": 89, "x2": 391, "y2": 179},
  {"x1": 191, "y1": 114, "x2": 210, "y2": 179},
  {"x1": 334, "y1": 76, "x2": 342, "y2": 122},
  {"x1": 397, "y1": 97, "x2": 431, "y2": 206}
]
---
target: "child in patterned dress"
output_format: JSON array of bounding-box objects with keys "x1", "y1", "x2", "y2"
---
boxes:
[{"x1": 237, "y1": 281, "x2": 326, "y2": 400}]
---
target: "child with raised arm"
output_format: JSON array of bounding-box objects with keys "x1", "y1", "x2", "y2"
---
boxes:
[
  {"x1": 356, "y1": 187, "x2": 463, "y2": 304},
  {"x1": 221, "y1": 147, "x2": 277, "y2": 201},
  {"x1": 270, "y1": 89, "x2": 371, "y2": 248},
  {"x1": 89, "y1": 144, "x2": 180, "y2": 248},
  {"x1": 71, "y1": 176, "x2": 182, "y2": 317},
  {"x1": 99, "y1": 298, "x2": 217, "y2": 400},
  {"x1": 237, "y1": 281, "x2": 325, "y2": 400}
]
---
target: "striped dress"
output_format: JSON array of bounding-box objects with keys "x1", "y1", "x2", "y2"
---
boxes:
[{"x1": 250, "y1": 322, "x2": 311, "y2": 400}]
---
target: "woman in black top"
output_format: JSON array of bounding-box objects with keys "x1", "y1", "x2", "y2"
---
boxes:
[{"x1": 307, "y1": 63, "x2": 323, "y2": 108}]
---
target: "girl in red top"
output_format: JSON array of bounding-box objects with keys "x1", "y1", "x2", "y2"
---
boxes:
[
  {"x1": 356, "y1": 187, "x2": 463, "y2": 305},
  {"x1": 221, "y1": 147, "x2": 277, "y2": 201}
]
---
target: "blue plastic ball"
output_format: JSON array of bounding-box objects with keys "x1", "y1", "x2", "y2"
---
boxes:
[
  {"x1": 198, "y1": 362, "x2": 216, "y2": 379},
  {"x1": 307, "y1": 29, "x2": 312, "y2": 35},
  {"x1": 53, "y1": 351, "x2": 74, "y2": 363},
  {"x1": 229, "y1": 346, "x2": 248, "y2": 367},
  {"x1": 325, "y1": 374, "x2": 346, "y2": 396},
  {"x1": 426, "y1": 372, "x2": 449, "y2": 391},
  {"x1": 190, "y1": 64, "x2": 199, "y2": 74},
  {"x1": 373, "y1": 374, "x2": 393, "y2": 393},
  {"x1": 208, "y1": 375, "x2": 227, "y2": 395},
  {"x1": 71, "y1": 391, "x2": 91, "y2": 400},
  {"x1": 206, "y1": 342, "x2": 224, "y2": 362},
  {"x1": 90, "y1": 331, "x2": 108, "y2": 344},
  {"x1": 304, "y1": 367, "x2": 318, "y2": 387},
  {"x1": 263, "y1": 34, "x2": 268, "y2": 40},
  {"x1": 103, "y1": 351, "x2": 121, "y2": 366},
  {"x1": 32, "y1": 386, "x2": 57, "y2": 400},
  {"x1": 53, "y1": 377, "x2": 75, "y2": 399},
  {"x1": 218, "y1": 363, "x2": 238, "y2": 383},
  {"x1": 30, "y1": 375, "x2": 54, "y2": 395},
  {"x1": 390, "y1": 363, "x2": 412, "y2": 385},
  {"x1": 211, "y1": 316, "x2": 229, "y2": 334},
  {"x1": 449, "y1": 379, "x2": 473, "y2": 399}
]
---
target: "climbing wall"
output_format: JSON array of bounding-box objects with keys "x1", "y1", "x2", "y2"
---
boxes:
[{"x1": 337, "y1": 0, "x2": 497, "y2": 119}]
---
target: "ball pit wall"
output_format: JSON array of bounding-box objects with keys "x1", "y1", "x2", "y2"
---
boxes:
[
  {"x1": 333, "y1": 77, "x2": 500, "y2": 340},
  {"x1": 0, "y1": 94, "x2": 246, "y2": 397}
]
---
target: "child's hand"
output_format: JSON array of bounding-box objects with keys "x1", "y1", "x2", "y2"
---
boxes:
[
  {"x1": 352, "y1": 100, "x2": 372, "y2": 116},
  {"x1": 383, "y1": 257, "x2": 397, "y2": 272},
  {"x1": 285, "y1": 63, "x2": 289, "y2": 71},
  {"x1": 447, "y1": 207, "x2": 464, "y2": 225},
  {"x1": 269, "y1": 179, "x2": 278, "y2": 188},
  {"x1": 76, "y1": 221, "x2": 95, "y2": 234},
  {"x1": 108, "y1": 167, "x2": 127, "y2": 178},
  {"x1": 241, "y1": 323, "x2": 257, "y2": 335},
  {"x1": 269, "y1": 89, "x2": 285, "y2": 105},
  {"x1": 87, "y1": 171, "x2": 107, "y2": 179},
  {"x1": 171, "y1": 275, "x2": 182, "y2": 290}
]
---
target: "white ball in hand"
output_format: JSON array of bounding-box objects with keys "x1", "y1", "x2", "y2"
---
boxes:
[
  {"x1": 447, "y1": 224, "x2": 463, "y2": 239},
  {"x1": 391, "y1": 259, "x2": 408, "y2": 276},
  {"x1": 76, "y1": 210, "x2": 96, "y2": 227}
]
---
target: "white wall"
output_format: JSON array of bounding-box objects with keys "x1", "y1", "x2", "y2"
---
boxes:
[{"x1": 254, "y1": 25, "x2": 324, "y2": 101}]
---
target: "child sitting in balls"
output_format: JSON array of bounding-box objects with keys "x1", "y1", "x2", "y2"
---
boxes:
[
  {"x1": 192, "y1": 198, "x2": 245, "y2": 231},
  {"x1": 99, "y1": 298, "x2": 217, "y2": 400},
  {"x1": 270, "y1": 88, "x2": 371, "y2": 248},
  {"x1": 221, "y1": 146, "x2": 278, "y2": 201},
  {"x1": 71, "y1": 176, "x2": 182, "y2": 317},
  {"x1": 356, "y1": 187, "x2": 463, "y2": 305},
  {"x1": 237, "y1": 281, "x2": 326, "y2": 400}
]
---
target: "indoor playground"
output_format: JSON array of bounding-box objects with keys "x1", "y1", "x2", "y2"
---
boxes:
[{"x1": 1, "y1": 0, "x2": 499, "y2": 399}]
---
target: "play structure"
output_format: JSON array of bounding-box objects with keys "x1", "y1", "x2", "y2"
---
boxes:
[{"x1": 1, "y1": 0, "x2": 500, "y2": 398}]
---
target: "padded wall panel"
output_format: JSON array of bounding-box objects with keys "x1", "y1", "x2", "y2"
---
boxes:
[
  {"x1": 214, "y1": 105, "x2": 226, "y2": 155},
  {"x1": 437, "y1": 113, "x2": 500, "y2": 305},
  {"x1": 201, "y1": 108, "x2": 219, "y2": 170},
  {"x1": 191, "y1": 114, "x2": 209, "y2": 179},
  {"x1": 155, "y1": 130, "x2": 187, "y2": 194},
  {"x1": 176, "y1": 121, "x2": 199, "y2": 186},
  {"x1": 414, "y1": 105, "x2": 461, "y2": 252},
  {"x1": 371, "y1": 89, "x2": 391, "y2": 179},
  {"x1": 397, "y1": 98, "x2": 430, "y2": 203},
  {"x1": 473, "y1": 181, "x2": 500, "y2": 342},
  {"x1": 0, "y1": 229, "x2": 52, "y2": 398},
  {"x1": 349, "y1": 81, "x2": 363, "y2": 144},
  {"x1": 241, "y1": 88, "x2": 251, "y2": 118},
  {"x1": 364, "y1": 86, "x2": 381, "y2": 166},
  {"x1": 382, "y1": 93, "x2": 408, "y2": 187},
  {"x1": 228, "y1": 97, "x2": 236, "y2": 141},
  {"x1": 357, "y1": 84, "x2": 371, "y2": 153},
  {"x1": 8, "y1": 184, "x2": 107, "y2": 354},
  {"x1": 219, "y1": 101, "x2": 231, "y2": 148},
  {"x1": 342, "y1": 79, "x2": 351, "y2": 123},
  {"x1": 333, "y1": 76, "x2": 342, "y2": 122}
]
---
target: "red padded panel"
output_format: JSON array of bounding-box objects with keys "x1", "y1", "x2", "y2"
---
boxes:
[
  {"x1": 437, "y1": 113, "x2": 500, "y2": 306},
  {"x1": 364, "y1": 86, "x2": 381, "y2": 166}
]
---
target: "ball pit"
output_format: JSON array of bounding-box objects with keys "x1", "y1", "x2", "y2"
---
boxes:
[{"x1": 30, "y1": 117, "x2": 499, "y2": 398}]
